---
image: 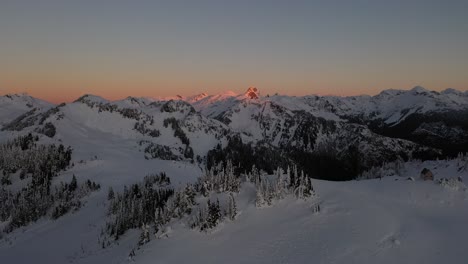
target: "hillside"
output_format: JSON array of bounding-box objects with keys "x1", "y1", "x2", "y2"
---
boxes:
[{"x1": 4, "y1": 87, "x2": 462, "y2": 180}]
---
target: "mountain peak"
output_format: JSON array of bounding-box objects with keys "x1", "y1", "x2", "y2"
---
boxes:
[
  {"x1": 1, "y1": 92, "x2": 53, "y2": 108},
  {"x1": 186, "y1": 92, "x2": 208, "y2": 103},
  {"x1": 161, "y1": 99, "x2": 195, "y2": 114},
  {"x1": 441, "y1": 88, "x2": 462, "y2": 95},
  {"x1": 74, "y1": 94, "x2": 109, "y2": 104},
  {"x1": 410, "y1": 86, "x2": 429, "y2": 94},
  {"x1": 2, "y1": 92, "x2": 34, "y2": 101},
  {"x1": 245, "y1": 87, "x2": 259, "y2": 99}
]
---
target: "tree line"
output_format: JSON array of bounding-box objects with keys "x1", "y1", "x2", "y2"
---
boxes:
[
  {"x1": 103, "y1": 160, "x2": 319, "y2": 251},
  {"x1": 0, "y1": 134, "x2": 100, "y2": 234}
]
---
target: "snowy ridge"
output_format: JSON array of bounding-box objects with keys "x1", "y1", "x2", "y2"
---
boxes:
[
  {"x1": 0, "y1": 93, "x2": 54, "y2": 126},
  {"x1": 1, "y1": 94, "x2": 230, "y2": 160},
  {"x1": 2, "y1": 87, "x2": 463, "y2": 172},
  {"x1": 189, "y1": 86, "x2": 468, "y2": 126},
  {"x1": 187, "y1": 86, "x2": 468, "y2": 155}
]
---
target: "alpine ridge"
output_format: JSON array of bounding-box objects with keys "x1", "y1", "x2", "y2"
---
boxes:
[{"x1": 1, "y1": 86, "x2": 466, "y2": 180}]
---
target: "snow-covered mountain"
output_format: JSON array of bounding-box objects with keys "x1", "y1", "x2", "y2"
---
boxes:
[
  {"x1": 0, "y1": 93, "x2": 53, "y2": 126},
  {"x1": 191, "y1": 86, "x2": 468, "y2": 123},
  {"x1": 2, "y1": 86, "x2": 467, "y2": 179},
  {"x1": 2, "y1": 87, "x2": 453, "y2": 180},
  {"x1": 1, "y1": 87, "x2": 468, "y2": 264},
  {"x1": 1, "y1": 94, "x2": 230, "y2": 161},
  {"x1": 191, "y1": 86, "x2": 468, "y2": 154}
]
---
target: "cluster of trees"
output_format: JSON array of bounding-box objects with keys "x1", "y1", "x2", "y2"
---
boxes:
[
  {"x1": 51, "y1": 176, "x2": 101, "y2": 219},
  {"x1": 0, "y1": 135, "x2": 100, "y2": 233},
  {"x1": 206, "y1": 135, "x2": 353, "y2": 181},
  {"x1": 139, "y1": 117, "x2": 196, "y2": 161},
  {"x1": 105, "y1": 175, "x2": 201, "y2": 247},
  {"x1": 118, "y1": 108, "x2": 143, "y2": 120},
  {"x1": 357, "y1": 159, "x2": 405, "y2": 180},
  {"x1": 436, "y1": 177, "x2": 465, "y2": 191},
  {"x1": 189, "y1": 193, "x2": 237, "y2": 232},
  {"x1": 195, "y1": 160, "x2": 241, "y2": 195},
  {"x1": 206, "y1": 133, "x2": 428, "y2": 181},
  {"x1": 357, "y1": 152, "x2": 468, "y2": 180},
  {"x1": 207, "y1": 137, "x2": 363, "y2": 181},
  {"x1": 105, "y1": 173, "x2": 177, "y2": 242},
  {"x1": 134, "y1": 122, "x2": 160, "y2": 137},
  {"x1": 190, "y1": 199, "x2": 223, "y2": 231},
  {"x1": 163, "y1": 117, "x2": 194, "y2": 159},
  {"x1": 147, "y1": 172, "x2": 171, "y2": 186},
  {"x1": 455, "y1": 152, "x2": 468, "y2": 172},
  {"x1": 288, "y1": 147, "x2": 360, "y2": 181},
  {"x1": 38, "y1": 104, "x2": 63, "y2": 124},
  {"x1": 104, "y1": 166, "x2": 241, "y2": 246},
  {"x1": 160, "y1": 100, "x2": 196, "y2": 114},
  {"x1": 206, "y1": 136, "x2": 287, "y2": 176},
  {"x1": 250, "y1": 165, "x2": 316, "y2": 207},
  {"x1": 140, "y1": 141, "x2": 180, "y2": 160},
  {"x1": 1, "y1": 109, "x2": 39, "y2": 131},
  {"x1": 163, "y1": 117, "x2": 189, "y2": 145},
  {"x1": 0, "y1": 133, "x2": 72, "y2": 185},
  {"x1": 105, "y1": 160, "x2": 319, "y2": 251},
  {"x1": 2, "y1": 104, "x2": 64, "y2": 133},
  {"x1": 36, "y1": 122, "x2": 56, "y2": 138}
]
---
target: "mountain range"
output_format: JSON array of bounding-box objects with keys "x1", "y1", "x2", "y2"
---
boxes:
[{"x1": 1, "y1": 86, "x2": 467, "y2": 180}]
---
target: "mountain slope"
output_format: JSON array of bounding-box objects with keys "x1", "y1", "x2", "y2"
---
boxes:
[
  {"x1": 2, "y1": 86, "x2": 467, "y2": 178},
  {"x1": 1, "y1": 94, "x2": 230, "y2": 161},
  {"x1": 192, "y1": 86, "x2": 468, "y2": 155},
  {"x1": 2, "y1": 88, "x2": 460, "y2": 180},
  {"x1": 0, "y1": 93, "x2": 53, "y2": 126}
]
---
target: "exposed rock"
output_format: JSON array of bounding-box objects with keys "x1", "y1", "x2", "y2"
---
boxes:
[
  {"x1": 161, "y1": 100, "x2": 195, "y2": 114},
  {"x1": 245, "y1": 87, "x2": 259, "y2": 99},
  {"x1": 36, "y1": 122, "x2": 56, "y2": 138},
  {"x1": 420, "y1": 168, "x2": 434, "y2": 181}
]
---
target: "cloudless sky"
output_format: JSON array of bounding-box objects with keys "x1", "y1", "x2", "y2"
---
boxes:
[{"x1": 1, "y1": 0, "x2": 468, "y2": 102}]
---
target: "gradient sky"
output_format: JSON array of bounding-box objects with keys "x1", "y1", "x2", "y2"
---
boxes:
[{"x1": 1, "y1": 0, "x2": 468, "y2": 103}]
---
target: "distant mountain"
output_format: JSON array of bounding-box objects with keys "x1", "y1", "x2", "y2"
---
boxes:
[
  {"x1": 2, "y1": 86, "x2": 466, "y2": 180},
  {"x1": 0, "y1": 93, "x2": 53, "y2": 126},
  {"x1": 192, "y1": 86, "x2": 468, "y2": 155},
  {"x1": 1, "y1": 93, "x2": 229, "y2": 161}
]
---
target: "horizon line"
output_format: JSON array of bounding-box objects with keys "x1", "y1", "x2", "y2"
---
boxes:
[{"x1": 2, "y1": 85, "x2": 466, "y2": 105}]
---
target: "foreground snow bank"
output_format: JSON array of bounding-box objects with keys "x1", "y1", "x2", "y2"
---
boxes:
[
  {"x1": 0, "y1": 143, "x2": 466, "y2": 264},
  {"x1": 133, "y1": 176, "x2": 467, "y2": 264}
]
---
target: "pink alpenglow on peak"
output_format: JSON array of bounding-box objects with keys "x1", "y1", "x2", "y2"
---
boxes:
[{"x1": 245, "y1": 87, "x2": 259, "y2": 99}]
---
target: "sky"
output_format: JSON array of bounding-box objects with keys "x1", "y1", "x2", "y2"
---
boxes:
[{"x1": 1, "y1": 0, "x2": 468, "y2": 103}]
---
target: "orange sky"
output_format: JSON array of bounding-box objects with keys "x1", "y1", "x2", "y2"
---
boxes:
[{"x1": 1, "y1": 1, "x2": 468, "y2": 103}]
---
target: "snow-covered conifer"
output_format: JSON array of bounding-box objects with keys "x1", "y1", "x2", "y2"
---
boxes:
[{"x1": 227, "y1": 193, "x2": 237, "y2": 220}]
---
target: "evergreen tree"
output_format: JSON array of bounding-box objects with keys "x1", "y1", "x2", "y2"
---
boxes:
[
  {"x1": 107, "y1": 187, "x2": 115, "y2": 200},
  {"x1": 69, "y1": 175, "x2": 77, "y2": 192},
  {"x1": 184, "y1": 184, "x2": 196, "y2": 206},
  {"x1": 138, "y1": 223, "x2": 151, "y2": 246},
  {"x1": 204, "y1": 199, "x2": 222, "y2": 230},
  {"x1": 255, "y1": 180, "x2": 265, "y2": 207},
  {"x1": 227, "y1": 193, "x2": 237, "y2": 220}
]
